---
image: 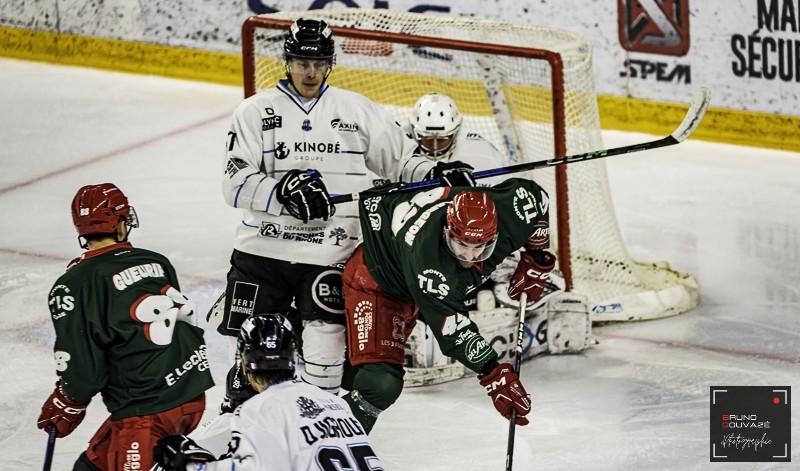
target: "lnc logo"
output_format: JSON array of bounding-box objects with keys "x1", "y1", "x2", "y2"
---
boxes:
[{"x1": 618, "y1": 0, "x2": 690, "y2": 56}]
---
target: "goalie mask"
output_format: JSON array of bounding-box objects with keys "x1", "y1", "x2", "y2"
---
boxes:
[
  {"x1": 284, "y1": 19, "x2": 336, "y2": 62},
  {"x1": 409, "y1": 93, "x2": 463, "y2": 161},
  {"x1": 444, "y1": 191, "x2": 498, "y2": 264},
  {"x1": 71, "y1": 183, "x2": 139, "y2": 246},
  {"x1": 238, "y1": 314, "x2": 296, "y2": 373}
]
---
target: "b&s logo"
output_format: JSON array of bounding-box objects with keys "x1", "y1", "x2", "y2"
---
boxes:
[{"x1": 618, "y1": 0, "x2": 690, "y2": 56}]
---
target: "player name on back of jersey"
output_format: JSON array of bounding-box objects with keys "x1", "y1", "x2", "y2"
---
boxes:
[{"x1": 112, "y1": 262, "x2": 166, "y2": 291}]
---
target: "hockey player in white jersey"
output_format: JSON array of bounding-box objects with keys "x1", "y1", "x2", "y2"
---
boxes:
[
  {"x1": 409, "y1": 92, "x2": 507, "y2": 174},
  {"x1": 153, "y1": 314, "x2": 383, "y2": 471},
  {"x1": 214, "y1": 18, "x2": 475, "y2": 405}
]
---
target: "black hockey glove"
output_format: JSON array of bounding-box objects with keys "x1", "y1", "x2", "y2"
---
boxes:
[
  {"x1": 276, "y1": 169, "x2": 336, "y2": 223},
  {"x1": 153, "y1": 435, "x2": 215, "y2": 471},
  {"x1": 219, "y1": 362, "x2": 258, "y2": 414},
  {"x1": 424, "y1": 160, "x2": 476, "y2": 187}
]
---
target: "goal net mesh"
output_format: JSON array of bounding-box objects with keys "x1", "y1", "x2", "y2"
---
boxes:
[{"x1": 242, "y1": 9, "x2": 698, "y2": 321}]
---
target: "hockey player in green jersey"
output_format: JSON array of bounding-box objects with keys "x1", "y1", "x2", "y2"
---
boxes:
[
  {"x1": 37, "y1": 183, "x2": 214, "y2": 470},
  {"x1": 341, "y1": 178, "x2": 556, "y2": 432}
]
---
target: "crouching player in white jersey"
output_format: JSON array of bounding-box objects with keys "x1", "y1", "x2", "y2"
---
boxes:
[
  {"x1": 153, "y1": 314, "x2": 383, "y2": 471},
  {"x1": 213, "y1": 17, "x2": 476, "y2": 407}
]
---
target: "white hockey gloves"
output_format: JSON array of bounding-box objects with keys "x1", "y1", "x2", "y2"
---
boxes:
[{"x1": 545, "y1": 292, "x2": 592, "y2": 354}]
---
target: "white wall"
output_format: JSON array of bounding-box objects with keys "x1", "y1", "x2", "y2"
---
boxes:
[{"x1": 2, "y1": 0, "x2": 799, "y2": 116}]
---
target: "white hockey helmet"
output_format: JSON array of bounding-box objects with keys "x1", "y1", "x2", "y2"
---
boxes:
[{"x1": 409, "y1": 93, "x2": 463, "y2": 161}]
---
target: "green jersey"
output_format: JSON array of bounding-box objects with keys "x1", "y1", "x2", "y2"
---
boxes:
[
  {"x1": 358, "y1": 178, "x2": 550, "y2": 372},
  {"x1": 47, "y1": 242, "x2": 214, "y2": 420}
]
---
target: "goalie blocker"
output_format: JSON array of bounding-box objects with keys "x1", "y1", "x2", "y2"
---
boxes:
[{"x1": 403, "y1": 279, "x2": 593, "y2": 387}]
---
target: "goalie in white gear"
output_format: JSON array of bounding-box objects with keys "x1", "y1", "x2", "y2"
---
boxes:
[{"x1": 409, "y1": 92, "x2": 507, "y2": 178}]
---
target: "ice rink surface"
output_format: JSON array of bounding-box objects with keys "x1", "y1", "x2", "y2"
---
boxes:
[{"x1": 1, "y1": 58, "x2": 798, "y2": 470}]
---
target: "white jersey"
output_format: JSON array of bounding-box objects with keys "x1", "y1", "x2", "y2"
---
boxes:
[
  {"x1": 444, "y1": 129, "x2": 507, "y2": 186},
  {"x1": 223, "y1": 79, "x2": 434, "y2": 266},
  {"x1": 188, "y1": 380, "x2": 382, "y2": 471}
]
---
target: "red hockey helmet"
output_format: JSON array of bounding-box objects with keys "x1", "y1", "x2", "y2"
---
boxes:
[
  {"x1": 71, "y1": 183, "x2": 138, "y2": 237},
  {"x1": 444, "y1": 191, "x2": 498, "y2": 263}
]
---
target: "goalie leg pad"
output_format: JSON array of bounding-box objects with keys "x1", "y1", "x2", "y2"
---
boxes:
[
  {"x1": 301, "y1": 320, "x2": 346, "y2": 394},
  {"x1": 545, "y1": 292, "x2": 592, "y2": 354},
  {"x1": 403, "y1": 321, "x2": 465, "y2": 387}
]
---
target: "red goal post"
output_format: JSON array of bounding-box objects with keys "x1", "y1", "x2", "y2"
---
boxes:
[{"x1": 240, "y1": 9, "x2": 698, "y2": 322}]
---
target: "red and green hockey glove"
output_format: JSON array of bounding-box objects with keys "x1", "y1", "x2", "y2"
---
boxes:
[
  {"x1": 507, "y1": 249, "x2": 556, "y2": 303},
  {"x1": 37, "y1": 381, "x2": 89, "y2": 438},
  {"x1": 478, "y1": 362, "x2": 531, "y2": 425}
]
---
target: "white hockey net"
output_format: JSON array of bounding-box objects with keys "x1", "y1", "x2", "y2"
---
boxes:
[{"x1": 241, "y1": 9, "x2": 698, "y2": 322}]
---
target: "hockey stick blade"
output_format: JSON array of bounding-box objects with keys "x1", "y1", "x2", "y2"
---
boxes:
[{"x1": 330, "y1": 87, "x2": 711, "y2": 205}]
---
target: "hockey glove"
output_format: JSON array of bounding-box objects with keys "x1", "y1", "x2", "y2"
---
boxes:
[
  {"x1": 153, "y1": 435, "x2": 216, "y2": 471},
  {"x1": 478, "y1": 362, "x2": 531, "y2": 425},
  {"x1": 276, "y1": 169, "x2": 336, "y2": 223},
  {"x1": 507, "y1": 249, "x2": 556, "y2": 303},
  {"x1": 37, "y1": 381, "x2": 89, "y2": 438},
  {"x1": 424, "y1": 160, "x2": 476, "y2": 187},
  {"x1": 219, "y1": 362, "x2": 258, "y2": 414}
]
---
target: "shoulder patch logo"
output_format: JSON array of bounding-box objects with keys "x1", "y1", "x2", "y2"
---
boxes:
[
  {"x1": 297, "y1": 396, "x2": 325, "y2": 419},
  {"x1": 330, "y1": 118, "x2": 359, "y2": 132},
  {"x1": 512, "y1": 186, "x2": 538, "y2": 223}
]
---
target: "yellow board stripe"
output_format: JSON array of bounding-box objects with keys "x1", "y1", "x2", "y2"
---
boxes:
[
  {"x1": 3, "y1": 26, "x2": 798, "y2": 152},
  {"x1": 0, "y1": 26, "x2": 242, "y2": 86}
]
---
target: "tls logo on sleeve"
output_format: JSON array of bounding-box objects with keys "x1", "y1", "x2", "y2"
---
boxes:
[{"x1": 618, "y1": 0, "x2": 691, "y2": 56}]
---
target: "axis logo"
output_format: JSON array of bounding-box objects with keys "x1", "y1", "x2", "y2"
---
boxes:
[{"x1": 618, "y1": 0, "x2": 690, "y2": 56}]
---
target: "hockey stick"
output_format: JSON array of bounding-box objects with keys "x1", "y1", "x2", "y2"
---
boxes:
[
  {"x1": 331, "y1": 86, "x2": 711, "y2": 204},
  {"x1": 506, "y1": 291, "x2": 528, "y2": 471},
  {"x1": 42, "y1": 424, "x2": 57, "y2": 471}
]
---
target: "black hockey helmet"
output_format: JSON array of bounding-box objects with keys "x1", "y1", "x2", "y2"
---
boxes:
[
  {"x1": 237, "y1": 314, "x2": 296, "y2": 373},
  {"x1": 283, "y1": 18, "x2": 335, "y2": 61}
]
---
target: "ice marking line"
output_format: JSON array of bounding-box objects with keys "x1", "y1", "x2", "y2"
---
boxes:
[
  {"x1": 0, "y1": 248, "x2": 64, "y2": 261},
  {"x1": 595, "y1": 332, "x2": 800, "y2": 364},
  {"x1": 0, "y1": 112, "x2": 231, "y2": 196}
]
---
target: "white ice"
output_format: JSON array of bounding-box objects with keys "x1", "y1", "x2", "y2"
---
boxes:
[{"x1": 0, "y1": 58, "x2": 798, "y2": 470}]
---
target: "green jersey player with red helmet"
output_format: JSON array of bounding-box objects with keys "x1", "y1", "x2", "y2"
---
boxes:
[
  {"x1": 37, "y1": 183, "x2": 214, "y2": 470},
  {"x1": 341, "y1": 178, "x2": 556, "y2": 433}
]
